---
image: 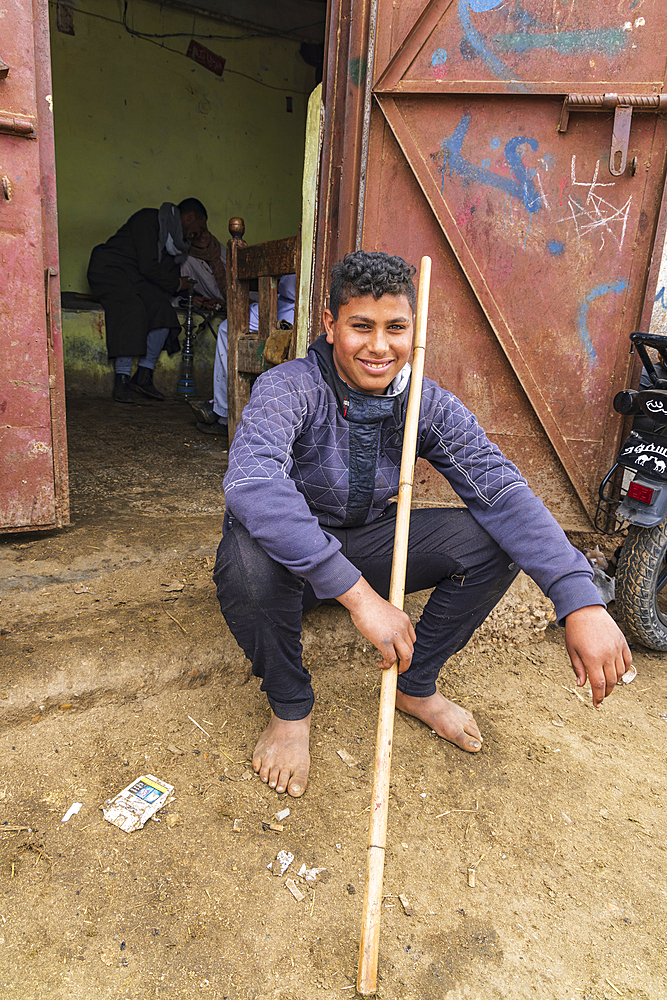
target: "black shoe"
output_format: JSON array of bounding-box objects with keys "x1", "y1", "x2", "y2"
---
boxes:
[
  {"x1": 189, "y1": 399, "x2": 217, "y2": 424},
  {"x1": 113, "y1": 373, "x2": 136, "y2": 404},
  {"x1": 130, "y1": 365, "x2": 165, "y2": 401},
  {"x1": 196, "y1": 420, "x2": 228, "y2": 438}
]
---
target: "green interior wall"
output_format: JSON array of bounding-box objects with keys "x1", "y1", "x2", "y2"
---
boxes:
[
  {"x1": 61, "y1": 306, "x2": 217, "y2": 398},
  {"x1": 49, "y1": 0, "x2": 316, "y2": 293}
]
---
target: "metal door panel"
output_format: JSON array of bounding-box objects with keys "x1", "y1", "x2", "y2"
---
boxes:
[
  {"x1": 374, "y1": 94, "x2": 664, "y2": 500},
  {"x1": 378, "y1": 0, "x2": 667, "y2": 95},
  {"x1": 0, "y1": 0, "x2": 67, "y2": 532},
  {"x1": 361, "y1": 114, "x2": 592, "y2": 524},
  {"x1": 324, "y1": 0, "x2": 667, "y2": 528}
]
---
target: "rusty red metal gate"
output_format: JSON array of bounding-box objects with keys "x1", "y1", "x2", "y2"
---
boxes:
[
  {"x1": 317, "y1": 0, "x2": 667, "y2": 529},
  {"x1": 0, "y1": 1, "x2": 68, "y2": 533}
]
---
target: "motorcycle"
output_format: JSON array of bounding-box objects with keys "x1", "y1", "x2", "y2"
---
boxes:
[{"x1": 596, "y1": 330, "x2": 667, "y2": 650}]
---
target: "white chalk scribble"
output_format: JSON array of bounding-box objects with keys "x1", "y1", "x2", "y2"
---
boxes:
[{"x1": 557, "y1": 155, "x2": 632, "y2": 251}]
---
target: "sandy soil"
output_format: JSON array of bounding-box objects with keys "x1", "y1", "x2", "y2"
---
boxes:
[{"x1": 0, "y1": 395, "x2": 665, "y2": 1000}]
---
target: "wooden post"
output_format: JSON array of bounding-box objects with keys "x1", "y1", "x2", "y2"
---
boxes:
[
  {"x1": 258, "y1": 275, "x2": 278, "y2": 343},
  {"x1": 357, "y1": 256, "x2": 432, "y2": 996},
  {"x1": 226, "y1": 217, "x2": 248, "y2": 440}
]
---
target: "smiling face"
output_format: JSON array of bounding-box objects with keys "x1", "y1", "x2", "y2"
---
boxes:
[
  {"x1": 180, "y1": 211, "x2": 209, "y2": 248},
  {"x1": 323, "y1": 293, "x2": 414, "y2": 395}
]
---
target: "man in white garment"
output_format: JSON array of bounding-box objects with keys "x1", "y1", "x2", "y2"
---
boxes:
[
  {"x1": 190, "y1": 274, "x2": 296, "y2": 439},
  {"x1": 173, "y1": 198, "x2": 226, "y2": 307}
]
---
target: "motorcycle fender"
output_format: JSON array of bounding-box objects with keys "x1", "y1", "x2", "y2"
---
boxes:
[{"x1": 617, "y1": 476, "x2": 667, "y2": 527}]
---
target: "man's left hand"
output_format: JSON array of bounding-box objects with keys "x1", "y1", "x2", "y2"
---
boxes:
[{"x1": 564, "y1": 605, "x2": 632, "y2": 706}]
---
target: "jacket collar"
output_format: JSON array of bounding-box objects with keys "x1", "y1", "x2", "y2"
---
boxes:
[{"x1": 309, "y1": 334, "x2": 410, "y2": 423}]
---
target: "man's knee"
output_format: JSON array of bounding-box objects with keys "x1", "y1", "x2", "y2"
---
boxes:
[
  {"x1": 213, "y1": 523, "x2": 302, "y2": 613},
  {"x1": 460, "y1": 522, "x2": 519, "y2": 605},
  {"x1": 444, "y1": 511, "x2": 514, "y2": 576},
  {"x1": 410, "y1": 508, "x2": 513, "y2": 576}
]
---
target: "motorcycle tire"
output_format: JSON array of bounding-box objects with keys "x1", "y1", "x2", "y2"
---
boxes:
[{"x1": 615, "y1": 520, "x2": 667, "y2": 651}]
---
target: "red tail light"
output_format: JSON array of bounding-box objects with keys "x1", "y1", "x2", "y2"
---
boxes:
[{"x1": 627, "y1": 481, "x2": 655, "y2": 504}]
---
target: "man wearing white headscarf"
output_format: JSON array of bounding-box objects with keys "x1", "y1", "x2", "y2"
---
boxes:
[{"x1": 87, "y1": 201, "x2": 200, "y2": 403}]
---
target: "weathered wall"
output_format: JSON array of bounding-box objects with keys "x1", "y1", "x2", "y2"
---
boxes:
[
  {"x1": 49, "y1": 0, "x2": 315, "y2": 293},
  {"x1": 61, "y1": 306, "x2": 217, "y2": 398}
]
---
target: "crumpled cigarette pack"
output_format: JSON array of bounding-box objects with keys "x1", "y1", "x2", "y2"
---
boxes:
[{"x1": 102, "y1": 774, "x2": 174, "y2": 833}]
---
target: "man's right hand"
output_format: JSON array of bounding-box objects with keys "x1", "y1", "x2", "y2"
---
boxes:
[{"x1": 336, "y1": 576, "x2": 416, "y2": 673}]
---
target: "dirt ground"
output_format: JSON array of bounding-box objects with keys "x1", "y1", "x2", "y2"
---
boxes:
[{"x1": 1, "y1": 394, "x2": 666, "y2": 1000}]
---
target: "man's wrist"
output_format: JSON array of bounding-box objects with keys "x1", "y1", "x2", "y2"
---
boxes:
[
  {"x1": 336, "y1": 576, "x2": 373, "y2": 611},
  {"x1": 565, "y1": 604, "x2": 606, "y2": 622}
]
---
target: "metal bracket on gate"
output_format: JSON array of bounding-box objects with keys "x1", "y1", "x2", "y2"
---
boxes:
[
  {"x1": 0, "y1": 56, "x2": 8, "y2": 81},
  {"x1": 558, "y1": 93, "x2": 667, "y2": 176},
  {"x1": 0, "y1": 112, "x2": 36, "y2": 138}
]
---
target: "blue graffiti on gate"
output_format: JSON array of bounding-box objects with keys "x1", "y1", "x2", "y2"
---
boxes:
[
  {"x1": 439, "y1": 114, "x2": 542, "y2": 228},
  {"x1": 458, "y1": 0, "x2": 527, "y2": 92},
  {"x1": 655, "y1": 286, "x2": 667, "y2": 310},
  {"x1": 492, "y1": 28, "x2": 626, "y2": 57},
  {"x1": 577, "y1": 280, "x2": 628, "y2": 363},
  {"x1": 457, "y1": 0, "x2": 627, "y2": 91}
]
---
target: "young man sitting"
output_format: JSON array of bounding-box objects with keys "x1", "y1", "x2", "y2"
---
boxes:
[{"x1": 214, "y1": 251, "x2": 631, "y2": 798}]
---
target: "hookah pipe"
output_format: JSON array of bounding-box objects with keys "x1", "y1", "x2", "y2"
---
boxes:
[{"x1": 176, "y1": 278, "x2": 196, "y2": 399}]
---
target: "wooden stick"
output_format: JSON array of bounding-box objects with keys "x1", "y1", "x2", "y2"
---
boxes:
[
  {"x1": 357, "y1": 256, "x2": 431, "y2": 995},
  {"x1": 163, "y1": 607, "x2": 187, "y2": 634},
  {"x1": 187, "y1": 715, "x2": 210, "y2": 738}
]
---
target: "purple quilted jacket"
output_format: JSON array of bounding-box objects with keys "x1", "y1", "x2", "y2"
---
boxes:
[{"x1": 223, "y1": 336, "x2": 600, "y2": 621}]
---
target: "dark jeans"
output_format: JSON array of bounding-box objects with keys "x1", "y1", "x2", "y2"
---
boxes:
[{"x1": 213, "y1": 506, "x2": 518, "y2": 720}]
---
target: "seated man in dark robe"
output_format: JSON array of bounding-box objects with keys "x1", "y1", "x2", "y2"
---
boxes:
[{"x1": 87, "y1": 200, "x2": 204, "y2": 403}]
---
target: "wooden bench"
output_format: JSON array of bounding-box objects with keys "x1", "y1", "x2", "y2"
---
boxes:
[{"x1": 226, "y1": 217, "x2": 300, "y2": 439}]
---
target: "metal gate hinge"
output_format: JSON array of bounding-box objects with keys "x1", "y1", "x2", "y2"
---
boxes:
[
  {"x1": 45, "y1": 267, "x2": 58, "y2": 319},
  {"x1": 558, "y1": 93, "x2": 667, "y2": 177},
  {"x1": 0, "y1": 111, "x2": 36, "y2": 138}
]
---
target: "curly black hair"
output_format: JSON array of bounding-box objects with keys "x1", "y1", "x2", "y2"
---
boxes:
[
  {"x1": 178, "y1": 198, "x2": 208, "y2": 220},
  {"x1": 329, "y1": 251, "x2": 416, "y2": 319}
]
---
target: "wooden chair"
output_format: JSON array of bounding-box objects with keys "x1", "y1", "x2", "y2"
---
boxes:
[{"x1": 226, "y1": 217, "x2": 300, "y2": 440}]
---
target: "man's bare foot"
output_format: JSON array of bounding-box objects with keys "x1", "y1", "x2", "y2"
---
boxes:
[
  {"x1": 252, "y1": 712, "x2": 311, "y2": 796},
  {"x1": 395, "y1": 690, "x2": 482, "y2": 753}
]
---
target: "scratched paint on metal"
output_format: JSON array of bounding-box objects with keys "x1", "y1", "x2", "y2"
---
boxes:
[
  {"x1": 352, "y1": 0, "x2": 667, "y2": 527},
  {"x1": 362, "y1": 121, "x2": 608, "y2": 526},
  {"x1": 395, "y1": 0, "x2": 667, "y2": 92},
  {"x1": 0, "y1": 0, "x2": 61, "y2": 529},
  {"x1": 576, "y1": 281, "x2": 628, "y2": 362},
  {"x1": 382, "y1": 96, "x2": 650, "y2": 433}
]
